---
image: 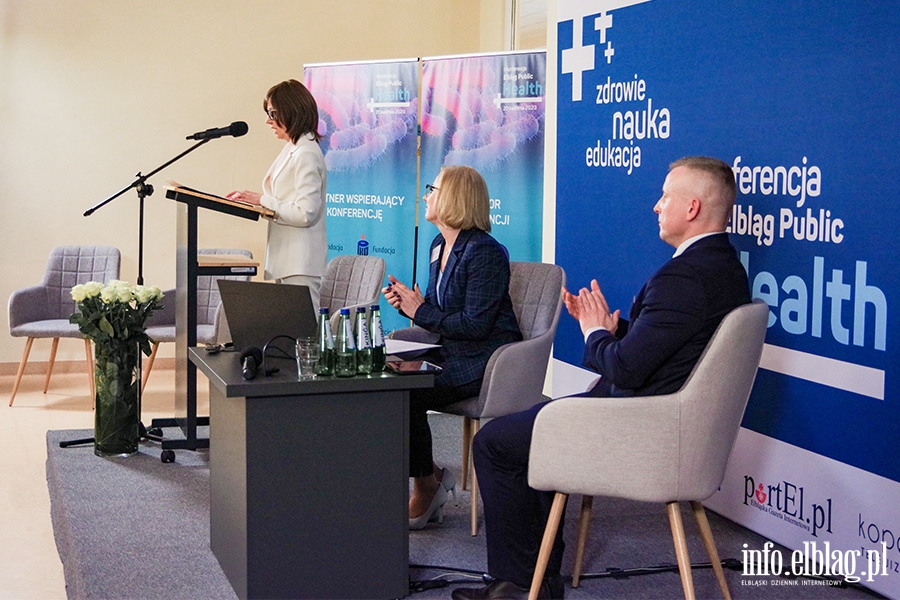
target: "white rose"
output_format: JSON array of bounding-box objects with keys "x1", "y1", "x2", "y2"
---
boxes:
[
  {"x1": 133, "y1": 285, "x2": 155, "y2": 304},
  {"x1": 150, "y1": 286, "x2": 164, "y2": 301},
  {"x1": 105, "y1": 280, "x2": 133, "y2": 303},
  {"x1": 83, "y1": 281, "x2": 103, "y2": 298},
  {"x1": 100, "y1": 285, "x2": 118, "y2": 304},
  {"x1": 71, "y1": 284, "x2": 87, "y2": 302}
]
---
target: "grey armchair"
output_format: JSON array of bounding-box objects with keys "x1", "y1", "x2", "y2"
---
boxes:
[
  {"x1": 8, "y1": 245, "x2": 121, "y2": 406},
  {"x1": 526, "y1": 299, "x2": 769, "y2": 600},
  {"x1": 319, "y1": 255, "x2": 387, "y2": 332},
  {"x1": 441, "y1": 261, "x2": 565, "y2": 535},
  {"x1": 141, "y1": 248, "x2": 253, "y2": 392}
]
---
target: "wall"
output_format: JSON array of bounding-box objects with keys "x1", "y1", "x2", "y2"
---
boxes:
[{"x1": 0, "y1": 0, "x2": 505, "y2": 366}]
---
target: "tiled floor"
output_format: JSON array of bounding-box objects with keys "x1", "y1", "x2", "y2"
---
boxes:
[{"x1": 0, "y1": 366, "x2": 204, "y2": 600}]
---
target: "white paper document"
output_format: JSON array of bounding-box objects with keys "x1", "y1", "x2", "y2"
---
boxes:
[{"x1": 384, "y1": 339, "x2": 440, "y2": 356}]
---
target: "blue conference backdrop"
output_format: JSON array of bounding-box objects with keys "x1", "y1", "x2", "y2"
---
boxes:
[
  {"x1": 417, "y1": 51, "x2": 546, "y2": 288},
  {"x1": 555, "y1": 0, "x2": 897, "y2": 484},
  {"x1": 304, "y1": 59, "x2": 419, "y2": 334},
  {"x1": 554, "y1": 5, "x2": 899, "y2": 592}
]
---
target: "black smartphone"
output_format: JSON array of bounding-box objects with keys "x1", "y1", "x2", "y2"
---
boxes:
[{"x1": 385, "y1": 360, "x2": 443, "y2": 375}]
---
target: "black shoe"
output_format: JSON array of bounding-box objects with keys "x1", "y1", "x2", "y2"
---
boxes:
[
  {"x1": 545, "y1": 574, "x2": 565, "y2": 599},
  {"x1": 451, "y1": 579, "x2": 553, "y2": 600}
]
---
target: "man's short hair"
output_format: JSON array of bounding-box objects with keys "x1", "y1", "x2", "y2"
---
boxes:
[
  {"x1": 669, "y1": 156, "x2": 736, "y2": 226},
  {"x1": 435, "y1": 166, "x2": 492, "y2": 232}
]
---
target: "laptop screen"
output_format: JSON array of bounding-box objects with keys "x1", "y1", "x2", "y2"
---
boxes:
[{"x1": 217, "y1": 280, "x2": 318, "y2": 357}]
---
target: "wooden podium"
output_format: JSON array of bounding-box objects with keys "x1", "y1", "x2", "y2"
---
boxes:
[{"x1": 152, "y1": 186, "x2": 272, "y2": 455}]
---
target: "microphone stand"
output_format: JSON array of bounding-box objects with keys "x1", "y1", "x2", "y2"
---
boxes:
[
  {"x1": 60, "y1": 138, "x2": 212, "y2": 450},
  {"x1": 82, "y1": 138, "x2": 211, "y2": 284}
]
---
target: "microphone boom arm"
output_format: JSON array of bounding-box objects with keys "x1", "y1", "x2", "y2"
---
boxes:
[
  {"x1": 82, "y1": 137, "x2": 212, "y2": 285},
  {"x1": 83, "y1": 138, "x2": 211, "y2": 217}
]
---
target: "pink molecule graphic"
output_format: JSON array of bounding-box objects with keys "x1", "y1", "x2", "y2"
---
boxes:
[
  {"x1": 306, "y1": 65, "x2": 416, "y2": 172},
  {"x1": 422, "y1": 56, "x2": 544, "y2": 171}
]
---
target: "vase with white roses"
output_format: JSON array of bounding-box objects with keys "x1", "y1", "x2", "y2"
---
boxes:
[{"x1": 70, "y1": 280, "x2": 164, "y2": 457}]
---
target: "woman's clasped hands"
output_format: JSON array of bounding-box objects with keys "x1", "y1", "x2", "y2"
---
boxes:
[{"x1": 382, "y1": 274, "x2": 424, "y2": 318}]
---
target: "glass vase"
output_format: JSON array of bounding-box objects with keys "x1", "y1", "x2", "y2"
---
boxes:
[{"x1": 93, "y1": 342, "x2": 141, "y2": 457}]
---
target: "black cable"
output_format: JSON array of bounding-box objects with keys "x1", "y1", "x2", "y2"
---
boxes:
[
  {"x1": 408, "y1": 565, "x2": 491, "y2": 595},
  {"x1": 409, "y1": 564, "x2": 488, "y2": 575},
  {"x1": 579, "y1": 559, "x2": 727, "y2": 581},
  {"x1": 261, "y1": 334, "x2": 297, "y2": 375},
  {"x1": 579, "y1": 558, "x2": 887, "y2": 597}
]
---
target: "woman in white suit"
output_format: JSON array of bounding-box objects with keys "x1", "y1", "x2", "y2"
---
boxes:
[{"x1": 228, "y1": 79, "x2": 327, "y2": 307}]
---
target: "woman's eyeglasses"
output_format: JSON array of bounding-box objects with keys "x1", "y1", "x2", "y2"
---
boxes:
[
  {"x1": 425, "y1": 184, "x2": 439, "y2": 195},
  {"x1": 265, "y1": 108, "x2": 277, "y2": 121}
]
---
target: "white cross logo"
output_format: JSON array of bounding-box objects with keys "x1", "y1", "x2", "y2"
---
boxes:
[{"x1": 558, "y1": 0, "x2": 652, "y2": 102}]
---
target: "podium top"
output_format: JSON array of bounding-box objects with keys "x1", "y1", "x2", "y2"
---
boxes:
[
  {"x1": 165, "y1": 185, "x2": 275, "y2": 220},
  {"x1": 197, "y1": 254, "x2": 259, "y2": 268}
]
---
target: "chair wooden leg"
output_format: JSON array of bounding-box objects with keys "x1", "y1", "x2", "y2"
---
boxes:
[
  {"x1": 84, "y1": 339, "x2": 95, "y2": 409},
  {"x1": 461, "y1": 417, "x2": 472, "y2": 490},
  {"x1": 44, "y1": 338, "x2": 60, "y2": 394},
  {"x1": 529, "y1": 492, "x2": 567, "y2": 600},
  {"x1": 668, "y1": 501, "x2": 696, "y2": 600},
  {"x1": 572, "y1": 495, "x2": 594, "y2": 587},
  {"x1": 9, "y1": 338, "x2": 35, "y2": 407},
  {"x1": 691, "y1": 501, "x2": 732, "y2": 600},
  {"x1": 469, "y1": 418, "x2": 481, "y2": 536},
  {"x1": 141, "y1": 343, "x2": 160, "y2": 394}
]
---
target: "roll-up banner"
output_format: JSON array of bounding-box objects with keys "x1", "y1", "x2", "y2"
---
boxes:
[
  {"x1": 418, "y1": 51, "x2": 546, "y2": 287},
  {"x1": 304, "y1": 59, "x2": 419, "y2": 334},
  {"x1": 553, "y1": 1, "x2": 899, "y2": 596}
]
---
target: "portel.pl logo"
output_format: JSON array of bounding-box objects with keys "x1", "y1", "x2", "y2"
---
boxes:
[{"x1": 743, "y1": 474, "x2": 833, "y2": 537}]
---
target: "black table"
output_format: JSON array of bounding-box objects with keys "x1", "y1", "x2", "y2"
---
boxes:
[{"x1": 189, "y1": 349, "x2": 434, "y2": 600}]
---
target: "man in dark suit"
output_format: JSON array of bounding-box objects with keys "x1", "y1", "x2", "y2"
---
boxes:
[{"x1": 452, "y1": 157, "x2": 751, "y2": 599}]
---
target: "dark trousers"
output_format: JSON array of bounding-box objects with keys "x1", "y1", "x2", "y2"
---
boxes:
[
  {"x1": 473, "y1": 400, "x2": 566, "y2": 588},
  {"x1": 409, "y1": 373, "x2": 481, "y2": 478}
]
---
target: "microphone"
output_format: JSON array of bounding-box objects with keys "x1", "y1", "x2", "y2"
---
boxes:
[
  {"x1": 186, "y1": 121, "x2": 249, "y2": 141},
  {"x1": 240, "y1": 347, "x2": 263, "y2": 380}
]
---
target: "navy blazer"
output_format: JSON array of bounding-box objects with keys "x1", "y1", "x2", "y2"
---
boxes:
[
  {"x1": 584, "y1": 233, "x2": 751, "y2": 397},
  {"x1": 414, "y1": 229, "x2": 522, "y2": 388}
]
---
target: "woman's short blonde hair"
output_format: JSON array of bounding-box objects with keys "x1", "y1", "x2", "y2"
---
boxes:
[{"x1": 434, "y1": 166, "x2": 491, "y2": 232}]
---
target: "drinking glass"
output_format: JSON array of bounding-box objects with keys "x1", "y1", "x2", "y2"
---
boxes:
[{"x1": 295, "y1": 337, "x2": 320, "y2": 380}]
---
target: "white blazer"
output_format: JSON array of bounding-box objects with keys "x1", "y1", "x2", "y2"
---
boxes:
[{"x1": 259, "y1": 134, "x2": 328, "y2": 280}]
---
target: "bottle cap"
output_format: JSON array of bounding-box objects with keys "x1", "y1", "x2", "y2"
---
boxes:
[
  {"x1": 356, "y1": 306, "x2": 366, "y2": 312},
  {"x1": 319, "y1": 307, "x2": 329, "y2": 314},
  {"x1": 340, "y1": 308, "x2": 350, "y2": 315},
  {"x1": 370, "y1": 304, "x2": 380, "y2": 310}
]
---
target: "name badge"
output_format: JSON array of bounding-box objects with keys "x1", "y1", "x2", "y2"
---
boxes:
[{"x1": 431, "y1": 245, "x2": 441, "y2": 263}]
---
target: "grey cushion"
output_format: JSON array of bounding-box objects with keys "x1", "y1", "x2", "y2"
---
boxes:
[
  {"x1": 10, "y1": 319, "x2": 84, "y2": 339},
  {"x1": 319, "y1": 255, "x2": 387, "y2": 332},
  {"x1": 9, "y1": 245, "x2": 121, "y2": 338},
  {"x1": 439, "y1": 261, "x2": 566, "y2": 420},
  {"x1": 527, "y1": 299, "x2": 769, "y2": 503},
  {"x1": 142, "y1": 248, "x2": 253, "y2": 346}
]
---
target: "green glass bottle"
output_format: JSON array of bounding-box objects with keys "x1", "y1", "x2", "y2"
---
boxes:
[
  {"x1": 370, "y1": 304, "x2": 386, "y2": 372},
  {"x1": 316, "y1": 307, "x2": 334, "y2": 376},
  {"x1": 355, "y1": 307, "x2": 373, "y2": 374},
  {"x1": 334, "y1": 308, "x2": 357, "y2": 377}
]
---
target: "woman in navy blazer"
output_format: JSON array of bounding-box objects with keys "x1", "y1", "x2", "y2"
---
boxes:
[{"x1": 384, "y1": 166, "x2": 521, "y2": 529}]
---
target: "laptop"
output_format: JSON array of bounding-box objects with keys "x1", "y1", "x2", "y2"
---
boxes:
[{"x1": 217, "y1": 280, "x2": 318, "y2": 357}]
